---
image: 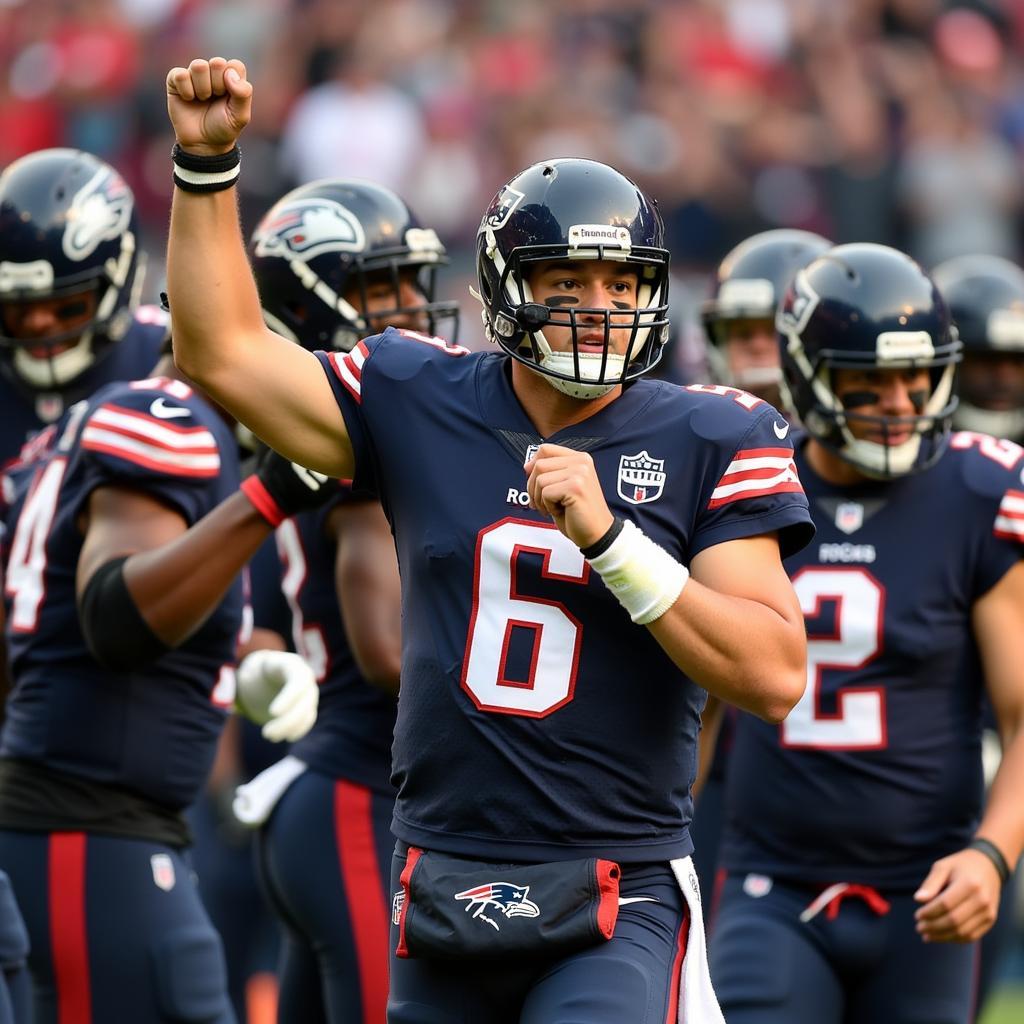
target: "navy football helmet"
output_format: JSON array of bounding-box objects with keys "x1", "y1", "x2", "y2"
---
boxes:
[
  {"x1": 931, "y1": 254, "x2": 1024, "y2": 442},
  {"x1": 0, "y1": 148, "x2": 143, "y2": 391},
  {"x1": 702, "y1": 228, "x2": 832, "y2": 391},
  {"x1": 778, "y1": 243, "x2": 961, "y2": 478},
  {"x1": 475, "y1": 158, "x2": 670, "y2": 399},
  {"x1": 250, "y1": 179, "x2": 458, "y2": 353}
]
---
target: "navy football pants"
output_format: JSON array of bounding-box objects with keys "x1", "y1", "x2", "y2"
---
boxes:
[
  {"x1": 710, "y1": 873, "x2": 977, "y2": 1024},
  {"x1": 387, "y1": 853, "x2": 690, "y2": 1024},
  {"x1": 187, "y1": 791, "x2": 279, "y2": 1022},
  {"x1": 0, "y1": 829, "x2": 233, "y2": 1024},
  {"x1": 0, "y1": 871, "x2": 29, "y2": 1024},
  {"x1": 256, "y1": 770, "x2": 394, "y2": 1024}
]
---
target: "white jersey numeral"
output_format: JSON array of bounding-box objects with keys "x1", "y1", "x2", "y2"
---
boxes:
[
  {"x1": 5, "y1": 458, "x2": 68, "y2": 632},
  {"x1": 461, "y1": 519, "x2": 589, "y2": 717},
  {"x1": 276, "y1": 519, "x2": 329, "y2": 681},
  {"x1": 782, "y1": 566, "x2": 886, "y2": 749}
]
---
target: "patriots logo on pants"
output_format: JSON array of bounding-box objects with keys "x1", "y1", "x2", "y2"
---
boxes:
[{"x1": 454, "y1": 882, "x2": 541, "y2": 932}]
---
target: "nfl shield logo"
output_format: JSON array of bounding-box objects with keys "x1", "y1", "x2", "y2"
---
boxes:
[
  {"x1": 617, "y1": 450, "x2": 666, "y2": 505},
  {"x1": 524, "y1": 443, "x2": 540, "y2": 464},
  {"x1": 392, "y1": 890, "x2": 405, "y2": 926},
  {"x1": 835, "y1": 501, "x2": 864, "y2": 535},
  {"x1": 150, "y1": 854, "x2": 176, "y2": 892}
]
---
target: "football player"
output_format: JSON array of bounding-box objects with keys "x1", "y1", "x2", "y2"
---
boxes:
[
  {"x1": 0, "y1": 148, "x2": 167, "y2": 461},
  {"x1": 164, "y1": 57, "x2": 815, "y2": 1022},
  {"x1": 710, "y1": 244, "x2": 1024, "y2": 1024},
  {"x1": 0, "y1": 340, "x2": 334, "y2": 1022},
  {"x1": 238, "y1": 177, "x2": 456, "y2": 1023},
  {"x1": 932, "y1": 253, "x2": 1024, "y2": 444},
  {"x1": 694, "y1": 228, "x2": 833, "y2": 920},
  {"x1": 931, "y1": 252, "x2": 1024, "y2": 1014},
  {"x1": 701, "y1": 228, "x2": 832, "y2": 409}
]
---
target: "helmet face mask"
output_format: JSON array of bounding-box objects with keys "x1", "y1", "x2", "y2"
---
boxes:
[
  {"x1": 475, "y1": 159, "x2": 670, "y2": 400},
  {"x1": 778, "y1": 244, "x2": 962, "y2": 479},
  {"x1": 0, "y1": 149, "x2": 142, "y2": 392},
  {"x1": 251, "y1": 182, "x2": 459, "y2": 353}
]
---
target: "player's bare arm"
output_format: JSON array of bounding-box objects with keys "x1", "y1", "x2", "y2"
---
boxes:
[
  {"x1": 77, "y1": 486, "x2": 273, "y2": 649},
  {"x1": 526, "y1": 443, "x2": 806, "y2": 722},
  {"x1": 915, "y1": 560, "x2": 1024, "y2": 943},
  {"x1": 165, "y1": 57, "x2": 353, "y2": 477},
  {"x1": 330, "y1": 501, "x2": 402, "y2": 695}
]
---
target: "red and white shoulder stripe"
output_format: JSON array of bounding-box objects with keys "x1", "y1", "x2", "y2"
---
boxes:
[
  {"x1": 80, "y1": 403, "x2": 220, "y2": 477},
  {"x1": 994, "y1": 489, "x2": 1024, "y2": 542},
  {"x1": 708, "y1": 446, "x2": 803, "y2": 510},
  {"x1": 326, "y1": 342, "x2": 369, "y2": 404}
]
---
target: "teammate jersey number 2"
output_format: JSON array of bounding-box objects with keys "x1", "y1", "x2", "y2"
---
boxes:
[
  {"x1": 782, "y1": 566, "x2": 887, "y2": 750},
  {"x1": 462, "y1": 519, "x2": 590, "y2": 717}
]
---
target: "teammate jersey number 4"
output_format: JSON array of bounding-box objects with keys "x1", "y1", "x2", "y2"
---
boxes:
[
  {"x1": 462, "y1": 519, "x2": 590, "y2": 717},
  {"x1": 782, "y1": 566, "x2": 887, "y2": 750}
]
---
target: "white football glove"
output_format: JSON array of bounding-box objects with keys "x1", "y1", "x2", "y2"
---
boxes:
[{"x1": 235, "y1": 650, "x2": 319, "y2": 743}]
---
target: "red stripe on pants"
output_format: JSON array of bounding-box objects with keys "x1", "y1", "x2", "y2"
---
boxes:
[
  {"x1": 49, "y1": 832, "x2": 91, "y2": 1024},
  {"x1": 334, "y1": 781, "x2": 389, "y2": 1024},
  {"x1": 664, "y1": 907, "x2": 689, "y2": 1024}
]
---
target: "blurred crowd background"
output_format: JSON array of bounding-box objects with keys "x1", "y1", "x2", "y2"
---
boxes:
[
  {"x1": 7, "y1": 0, "x2": 1024, "y2": 375},
  {"x1": 3, "y1": 0, "x2": 1024, "y2": 1010}
]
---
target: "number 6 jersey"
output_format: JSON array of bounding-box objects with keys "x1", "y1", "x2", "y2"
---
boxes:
[
  {"x1": 722, "y1": 432, "x2": 1024, "y2": 888},
  {"x1": 317, "y1": 328, "x2": 814, "y2": 864}
]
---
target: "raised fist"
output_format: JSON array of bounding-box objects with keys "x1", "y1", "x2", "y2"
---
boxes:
[{"x1": 166, "y1": 57, "x2": 253, "y2": 156}]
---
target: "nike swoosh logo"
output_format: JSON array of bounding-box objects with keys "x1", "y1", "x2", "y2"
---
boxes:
[
  {"x1": 150, "y1": 397, "x2": 192, "y2": 419},
  {"x1": 618, "y1": 896, "x2": 660, "y2": 906},
  {"x1": 773, "y1": 419, "x2": 790, "y2": 439}
]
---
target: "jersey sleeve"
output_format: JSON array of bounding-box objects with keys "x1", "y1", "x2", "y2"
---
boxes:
[
  {"x1": 952, "y1": 434, "x2": 1024, "y2": 596},
  {"x1": 74, "y1": 384, "x2": 223, "y2": 524},
  {"x1": 315, "y1": 337, "x2": 382, "y2": 497},
  {"x1": 690, "y1": 407, "x2": 815, "y2": 560},
  {"x1": 314, "y1": 327, "x2": 470, "y2": 498}
]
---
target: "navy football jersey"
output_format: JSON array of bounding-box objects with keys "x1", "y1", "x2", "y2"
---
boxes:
[
  {"x1": 0, "y1": 306, "x2": 168, "y2": 466},
  {"x1": 1, "y1": 375, "x2": 243, "y2": 809},
  {"x1": 315, "y1": 328, "x2": 813, "y2": 863},
  {"x1": 721, "y1": 431, "x2": 1024, "y2": 888},
  {"x1": 275, "y1": 492, "x2": 397, "y2": 793}
]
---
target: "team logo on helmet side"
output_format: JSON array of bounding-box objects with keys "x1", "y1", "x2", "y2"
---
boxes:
[
  {"x1": 617, "y1": 450, "x2": 666, "y2": 505},
  {"x1": 253, "y1": 199, "x2": 367, "y2": 261},
  {"x1": 485, "y1": 186, "x2": 525, "y2": 229},
  {"x1": 62, "y1": 167, "x2": 133, "y2": 262},
  {"x1": 454, "y1": 882, "x2": 541, "y2": 932},
  {"x1": 776, "y1": 269, "x2": 820, "y2": 341}
]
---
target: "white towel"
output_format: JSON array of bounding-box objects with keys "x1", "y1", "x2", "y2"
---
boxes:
[
  {"x1": 670, "y1": 856, "x2": 727, "y2": 1024},
  {"x1": 232, "y1": 755, "x2": 307, "y2": 826}
]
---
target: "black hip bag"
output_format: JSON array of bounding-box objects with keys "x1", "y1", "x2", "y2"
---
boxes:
[{"x1": 394, "y1": 846, "x2": 621, "y2": 961}]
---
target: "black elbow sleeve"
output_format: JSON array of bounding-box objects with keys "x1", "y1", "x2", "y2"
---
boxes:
[{"x1": 78, "y1": 557, "x2": 170, "y2": 671}]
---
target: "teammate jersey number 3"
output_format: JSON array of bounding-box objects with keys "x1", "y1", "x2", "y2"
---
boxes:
[{"x1": 461, "y1": 519, "x2": 590, "y2": 718}]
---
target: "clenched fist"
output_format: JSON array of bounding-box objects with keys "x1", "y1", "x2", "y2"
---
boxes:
[{"x1": 166, "y1": 57, "x2": 253, "y2": 156}]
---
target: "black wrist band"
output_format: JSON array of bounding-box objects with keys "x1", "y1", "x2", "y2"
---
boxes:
[
  {"x1": 171, "y1": 143, "x2": 240, "y2": 172},
  {"x1": 172, "y1": 143, "x2": 241, "y2": 193},
  {"x1": 580, "y1": 516, "x2": 625, "y2": 560},
  {"x1": 969, "y1": 837, "x2": 1011, "y2": 886}
]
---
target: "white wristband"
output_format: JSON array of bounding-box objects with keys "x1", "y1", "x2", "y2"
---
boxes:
[{"x1": 586, "y1": 519, "x2": 689, "y2": 624}]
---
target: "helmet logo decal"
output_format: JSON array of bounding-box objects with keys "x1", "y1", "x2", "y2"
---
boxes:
[
  {"x1": 404, "y1": 227, "x2": 444, "y2": 260},
  {"x1": 876, "y1": 331, "x2": 934, "y2": 361},
  {"x1": 253, "y1": 199, "x2": 367, "y2": 261},
  {"x1": 0, "y1": 259, "x2": 53, "y2": 292},
  {"x1": 986, "y1": 309, "x2": 1024, "y2": 350},
  {"x1": 617, "y1": 450, "x2": 666, "y2": 505},
  {"x1": 63, "y1": 168, "x2": 133, "y2": 262},
  {"x1": 485, "y1": 186, "x2": 525, "y2": 229},
  {"x1": 567, "y1": 224, "x2": 631, "y2": 252},
  {"x1": 776, "y1": 269, "x2": 819, "y2": 340}
]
